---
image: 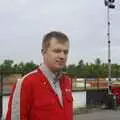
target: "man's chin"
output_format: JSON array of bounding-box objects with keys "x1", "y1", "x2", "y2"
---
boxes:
[{"x1": 54, "y1": 66, "x2": 64, "y2": 71}]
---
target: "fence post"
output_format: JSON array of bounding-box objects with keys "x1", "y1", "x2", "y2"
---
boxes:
[{"x1": 0, "y1": 72, "x2": 3, "y2": 120}]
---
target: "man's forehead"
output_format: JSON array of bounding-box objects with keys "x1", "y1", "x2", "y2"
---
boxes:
[
  {"x1": 50, "y1": 37, "x2": 69, "y2": 44},
  {"x1": 50, "y1": 40, "x2": 69, "y2": 48},
  {"x1": 47, "y1": 40, "x2": 69, "y2": 51}
]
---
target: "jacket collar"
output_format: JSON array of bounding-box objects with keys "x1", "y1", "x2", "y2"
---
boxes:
[{"x1": 39, "y1": 63, "x2": 62, "y2": 82}]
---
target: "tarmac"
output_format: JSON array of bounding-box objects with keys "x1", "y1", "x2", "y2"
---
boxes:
[
  {"x1": 2, "y1": 109, "x2": 120, "y2": 120},
  {"x1": 74, "y1": 109, "x2": 120, "y2": 120}
]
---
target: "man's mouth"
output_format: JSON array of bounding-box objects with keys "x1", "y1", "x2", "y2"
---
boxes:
[{"x1": 56, "y1": 60, "x2": 65, "y2": 65}]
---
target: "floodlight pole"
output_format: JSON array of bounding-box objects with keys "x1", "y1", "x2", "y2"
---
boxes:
[
  {"x1": 104, "y1": 0, "x2": 115, "y2": 95},
  {"x1": 107, "y1": 1, "x2": 112, "y2": 95},
  {"x1": 104, "y1": 0, "x2": 117, "y2": 109}
]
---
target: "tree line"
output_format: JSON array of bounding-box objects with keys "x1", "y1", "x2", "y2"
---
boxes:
[
  {"x1": 0, "y1": 60, "x2": 37, "y2": 76},
  {"x1": 0, "y1": 58, "x2": 120, "y2": 78}
]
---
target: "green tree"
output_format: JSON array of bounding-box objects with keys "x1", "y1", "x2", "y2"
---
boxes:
[
  {"x1": 22, "y1": 61, "x2": 37, "y2": 75},
  {"x1": 0, "y1": 59, "x2": 14, "y2": 75}
]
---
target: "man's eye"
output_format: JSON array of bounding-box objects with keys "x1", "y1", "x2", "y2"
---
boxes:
[
  {"x1": 53, "y1": 49, "x2": 68, "y2": 54},
  {"x1": 54, "y1": 49, "x2": 61, "y2": 53},
  {"x1": 64, "y1": 50, "x2": 68, "y2": 55}
]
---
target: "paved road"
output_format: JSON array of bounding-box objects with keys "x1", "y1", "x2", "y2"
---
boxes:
[{"x1": 74, "y1": 110, "x2": 120, "y2": 120}]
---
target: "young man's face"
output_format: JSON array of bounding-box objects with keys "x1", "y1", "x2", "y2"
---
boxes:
[{"x1": 42, "y1": 37, "x2": 69, "y2": 72}]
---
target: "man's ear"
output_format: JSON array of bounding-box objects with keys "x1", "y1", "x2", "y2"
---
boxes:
[{"x1": 41, "y1": 49, "x2": 46, "y2": 55}]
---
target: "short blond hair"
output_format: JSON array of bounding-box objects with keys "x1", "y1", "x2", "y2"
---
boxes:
[{"x1": 42, "y1": 31, "x2": 69, "y2": 51}]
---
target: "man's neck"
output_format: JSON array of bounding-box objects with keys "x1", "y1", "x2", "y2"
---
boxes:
[{"x1": 42, "y1": 63, "x2": 62, "y2": 79}]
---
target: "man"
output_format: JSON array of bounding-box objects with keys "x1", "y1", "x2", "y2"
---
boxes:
[{"x1": 6, "y1": 31, "x2": 73, "y2": 120}]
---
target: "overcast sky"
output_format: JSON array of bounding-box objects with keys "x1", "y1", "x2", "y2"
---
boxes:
[{"x1": 0, "y1": 0, "x2": 120, "y2": 65}]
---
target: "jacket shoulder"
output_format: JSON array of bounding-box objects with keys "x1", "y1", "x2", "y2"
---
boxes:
[
  {"x1": 19, "y1": 69, "x2": 39, "y2": 85},
  {"x1": 62, "y1": 74, "x2": 72, "y2": 89},
  {"x1": 63, "y1": 74, "x2": 72, "y2": 81}
]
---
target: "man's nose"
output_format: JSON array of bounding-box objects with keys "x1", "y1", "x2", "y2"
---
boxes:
[{"x1": 59, "y1": 52, "x2": 66, "y2": 59}]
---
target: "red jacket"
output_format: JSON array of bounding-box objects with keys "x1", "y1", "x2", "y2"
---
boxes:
[{"x1": 6, "y1": 68, "x2": 73, "y2": 120}]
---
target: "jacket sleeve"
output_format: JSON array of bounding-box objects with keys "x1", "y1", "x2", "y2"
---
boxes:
[
  {"x1": 20, "y1": 77, "x2": 32, "y2": 120},
  {"x1": 5, "y1": 77, "x2": 32, "y2": 120},
  {"x1": 5, "y1": 84, "x2": 16, "y2": 120}
]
